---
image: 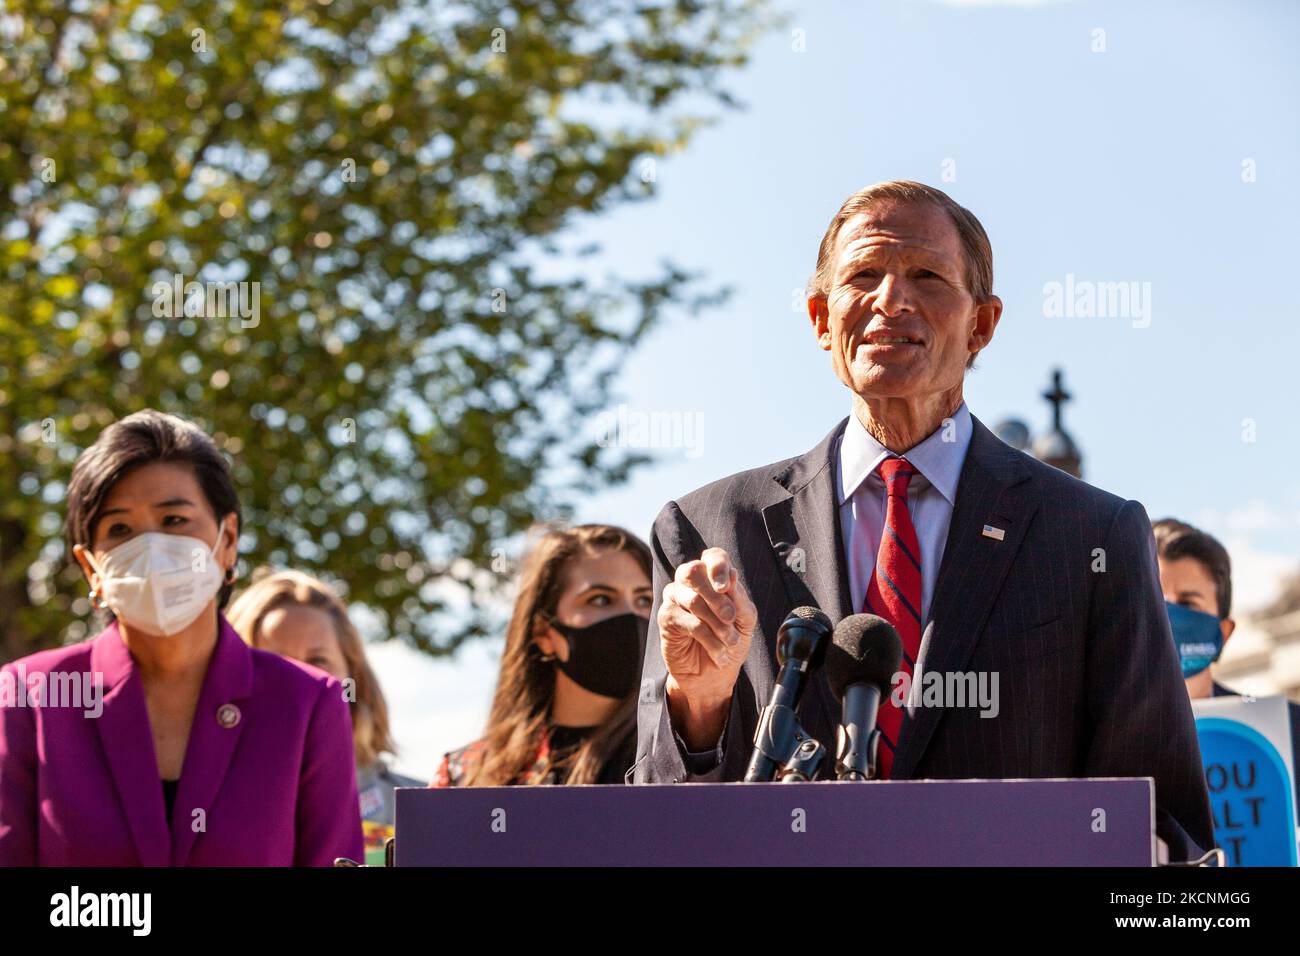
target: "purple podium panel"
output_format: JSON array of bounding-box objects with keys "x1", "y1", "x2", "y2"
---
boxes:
[{"x1": 394, "y1": 778, "x2": 1155, "y2": 866}]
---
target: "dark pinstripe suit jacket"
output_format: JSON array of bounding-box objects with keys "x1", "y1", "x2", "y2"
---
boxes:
[{"x1": 633, "y1": 413, "x2": 1215, "y2": 861}]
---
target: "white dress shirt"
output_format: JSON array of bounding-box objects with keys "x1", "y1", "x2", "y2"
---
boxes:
[{"x1": 836, "y1": 401, "x2": 974, "y2": 626}]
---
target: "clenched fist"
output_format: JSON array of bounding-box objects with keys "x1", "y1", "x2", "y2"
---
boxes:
[{"x1": 659, "y1": 547, "x2": 757, "y2": 750}]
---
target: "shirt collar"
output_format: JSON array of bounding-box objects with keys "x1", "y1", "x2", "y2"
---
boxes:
[{"x1": 837, "y1": 400, "x2": 973, "y2": 507}]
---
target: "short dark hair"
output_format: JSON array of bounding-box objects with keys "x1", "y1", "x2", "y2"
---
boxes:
[
  {"x1": 1152, "y1": 518, "x2": 1232, "y2": 620},
  {"x1": 66, "y1": 409, "x2": 242, "y2": 609}
]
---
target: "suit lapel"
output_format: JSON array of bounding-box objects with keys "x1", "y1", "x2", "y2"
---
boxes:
[
  {"x1": 91, "y1": 623, "x2": 172, "y2": 867},
  {"x1": 891, "y1": 415, "x2": 1038, "y2": 779},
  {"x1": 171, "y1": 617, "x2": 252, "y2": 865},
  {"x1": 762, "y1": 418, "x2": 853, "y2": 734},
  {"x1": 762, "y1": 421, "x2": 855, "y2": 622}
]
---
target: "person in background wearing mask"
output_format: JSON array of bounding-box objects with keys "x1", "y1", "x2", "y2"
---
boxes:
[
  {"x1": 432, "y1": 524, "x2": 652, "y2": 787},
  {"x1": 1154, "y1": 517, "x2": 1300, "y2": 813},
  {"x1": 0, "y1": 410, "x2": 363, "y2": 866},
  {"x1": 227, "y1": 569, "x2": 422, "y2": 863}
]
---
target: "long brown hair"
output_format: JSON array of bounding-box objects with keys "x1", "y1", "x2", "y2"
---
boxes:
[
  {"x1": 227, "y1": 569, "x2": 396, "y2": 768},
  {"x1": 467, "y1": 524, "x2": 650, "y2": 786}
]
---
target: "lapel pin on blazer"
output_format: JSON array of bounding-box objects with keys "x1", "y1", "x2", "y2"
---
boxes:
[
  {"x1": 216, "y1": 703, "x2": 241, "y2": 729},
  {"x1": 981, "y1": 524, "x2": 1006, "y2": 542}
]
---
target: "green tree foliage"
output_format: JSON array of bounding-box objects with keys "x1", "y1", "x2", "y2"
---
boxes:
[{"x1": 0, "y1": 0, "x2": 764, "y2": 660}]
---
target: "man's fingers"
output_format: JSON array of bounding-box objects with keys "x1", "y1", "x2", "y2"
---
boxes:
[
  {"x1": 674, "y1": 556, "x2": 740, "y2": 628},
  {"x1": 665, "y1": 580, "x2": 730, "y2": 643},
  {"x1": 700, "y1": 547, "x2": 732, "y2": 591},
  {"x1": 659, "y1": 596, "x2": 734, "y2": 668}
]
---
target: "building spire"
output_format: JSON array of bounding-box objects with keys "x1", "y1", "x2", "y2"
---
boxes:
[
  {"x1": 1031, "y1": 368, "x2": 1082, "y2": 478},
  {"x1": 1043, "y1": 367, "x2": 1071, "y2": 434}
]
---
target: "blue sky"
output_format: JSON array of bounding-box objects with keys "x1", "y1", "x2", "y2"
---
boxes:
[{"x1": 375, "y1": 0, "x2": 1300, "y2": 777}]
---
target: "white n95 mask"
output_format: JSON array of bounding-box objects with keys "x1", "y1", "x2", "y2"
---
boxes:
[{"x1": 88, "y1": 532, "x2": 225, "y2": 636}]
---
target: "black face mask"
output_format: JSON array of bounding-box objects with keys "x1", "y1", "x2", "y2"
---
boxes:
[{"x1": 549, "y1": 612, "x2": 648, "y2": 700}]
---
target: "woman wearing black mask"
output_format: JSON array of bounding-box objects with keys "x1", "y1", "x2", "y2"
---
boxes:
[{"x1": 432, "y1": 524, "x2": 651, "y2": 787}]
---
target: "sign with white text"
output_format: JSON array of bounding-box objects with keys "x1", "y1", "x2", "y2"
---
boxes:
[{"x1": 1193, "y1": 694, "x2": 1298, "y2": 867}]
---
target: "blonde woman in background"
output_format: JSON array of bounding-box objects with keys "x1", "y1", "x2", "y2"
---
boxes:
[{"x1": 227, "y1": 570, "x2": 421, "y2": 863}]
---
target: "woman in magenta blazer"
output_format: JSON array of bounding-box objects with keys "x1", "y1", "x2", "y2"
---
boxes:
[{"x1": 0, "y1": 410, "x2": 363, "y2": 866}]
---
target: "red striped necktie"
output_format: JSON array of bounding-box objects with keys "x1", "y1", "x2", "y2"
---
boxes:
[{"x1": 862, "y1": 456, "x2": 923, "y2": 780}]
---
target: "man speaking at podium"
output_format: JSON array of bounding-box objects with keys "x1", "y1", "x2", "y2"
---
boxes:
[{"x1": 632, "y1": 180, "x2": 1214, "y2": 861}]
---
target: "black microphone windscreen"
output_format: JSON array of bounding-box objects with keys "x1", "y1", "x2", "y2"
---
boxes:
[
  {"x1": 825, "y1": 614, "x2": 904, "y2": 699},
  {"x1": 775, "y1": 605, "x2": 834, "y2": 668},
  {"x1": 788, "y1": 606, "x2": 833, "y2": 631}
]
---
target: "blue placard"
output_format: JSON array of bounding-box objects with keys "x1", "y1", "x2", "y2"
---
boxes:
[{"x1": 1195, "y1": 717, "x2": 1298, "y2": 866}]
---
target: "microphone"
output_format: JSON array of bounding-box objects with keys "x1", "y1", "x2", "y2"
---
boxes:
[
  {"x1": 744, "y1": 606, "x2": 833, "y2": 783},
  {"x1": 825, "y1": 614, "x2": 904, "y2": 781}
]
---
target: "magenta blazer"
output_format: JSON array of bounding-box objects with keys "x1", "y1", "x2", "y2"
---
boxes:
[{"x1": 0, "y1": 617, "x2": 363, "y2": 866}]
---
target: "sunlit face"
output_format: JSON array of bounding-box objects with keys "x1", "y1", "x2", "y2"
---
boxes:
[
  {"x1": 537, "y1": 548, "x2": 652, "y2": 662},
  {"x1": 73, "y1": 461, "x2": 238, "y2": 596},
  {"x1": 258, "y1": 604, "x2": 350, "y2": 681},
  {"x1": 809, "y1": 201, "x2": 1000, "y2": 402}
]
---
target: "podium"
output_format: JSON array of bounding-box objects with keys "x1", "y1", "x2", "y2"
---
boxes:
[{"x1": 393, "y1": 778, "x2": 1155, "y2": 866}]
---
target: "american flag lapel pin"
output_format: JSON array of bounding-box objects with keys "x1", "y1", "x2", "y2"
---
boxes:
[{"x1": 981, "y1": 524, "x2": 1006, "y2": 541}]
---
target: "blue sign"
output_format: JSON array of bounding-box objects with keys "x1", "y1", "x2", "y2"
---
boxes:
[{"x1": 1195, "y1": 717, "x2": 1298, "y2": 866}]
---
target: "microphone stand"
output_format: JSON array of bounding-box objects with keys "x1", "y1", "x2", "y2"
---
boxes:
[
  {"x1": 834, "y1": 683, "x2": 885, "y2": 781},
  {"x1": 778, "y1": 737, "x2": 826, "y2": 782},
  {"x1": 835, "y1": 726, "x2": 882, "y2": 781},
  {"x1": 750, "y1": 703, "x2": 805, "y2": 778},
  {"x1": 744, "y1": 610, "x2": 831, "y2": 782},
  {"x1": 751, "y1": 701, "x2": 826, "y2": 781}
]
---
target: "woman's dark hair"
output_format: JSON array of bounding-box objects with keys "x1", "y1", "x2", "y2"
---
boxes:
[{"x1": 65, "y1": 409, "x2": 242, "y2": 609}]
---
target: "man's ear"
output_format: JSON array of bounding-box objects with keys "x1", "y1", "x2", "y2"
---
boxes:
[
  {"x1": 967, "y1": 295, "x2": 1003, "y2": 356},
  {"x1": 1220, "y1": 618, "x2": 1236, "y2": 645},
  {"x1": 807, "y1": 295, "x2": 832, "y2": 350}
]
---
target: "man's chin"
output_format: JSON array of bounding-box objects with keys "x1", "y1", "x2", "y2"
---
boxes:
[{"x1": 846, "y1": 363, "x2": 927, "y2": 400}]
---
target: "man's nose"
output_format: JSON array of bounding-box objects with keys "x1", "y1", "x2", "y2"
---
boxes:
[{"x1": 871, "y1": 273, "x2": 914, "y2": 316}]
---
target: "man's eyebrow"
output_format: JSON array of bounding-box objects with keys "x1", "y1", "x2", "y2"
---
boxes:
[
  {"x1": 153, "y1": 497, "x2": 197, "y2": 508},
  {"x1": 1176, "y1": 588, "x2": 1209, "y2": 601}
]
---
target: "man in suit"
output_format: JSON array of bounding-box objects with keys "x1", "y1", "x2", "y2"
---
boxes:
[{"x1": 633, "y1": 180, "x2": 1215, "y2": 862}]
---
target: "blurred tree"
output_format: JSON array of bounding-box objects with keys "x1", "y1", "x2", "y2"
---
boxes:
[{"x1": 0, "y1": 0, "x2": 766, "y2": 660}]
